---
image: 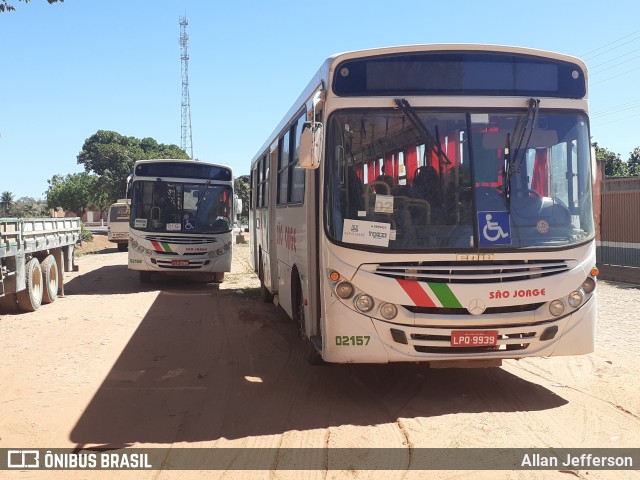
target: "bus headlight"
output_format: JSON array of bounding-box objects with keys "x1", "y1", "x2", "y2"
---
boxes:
[
  {"x1": 354, "y1": 294, "x2": 374, "y2": 312},
  {"x1": 216, "y1": 248, "x2": 225, "y2": 255},
  {"x1": 335, "y1": 281, "x2": 354, "y2": 299},
  {"x1": 568, "y1": 289, "x2": 584, "y2": 308},
  {"x1": 380, "y1": 302, "x2": 398, "y2": 320},
  {"x1": 549, "y1": 299, "x2": 565, "y2": 316},
  {"x1": 582, "y1": 277, "x2": 596, "y2": 293},
  {"x1": 208, "y1": 250, "x2": 216, "y2": 258}
]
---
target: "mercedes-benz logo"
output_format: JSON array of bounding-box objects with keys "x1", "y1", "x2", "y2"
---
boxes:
[{"x1": 467, "y1": 298, "x2": 486, "y2": 315}]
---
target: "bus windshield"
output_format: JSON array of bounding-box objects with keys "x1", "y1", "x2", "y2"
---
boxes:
[
  {"x1": 130, "y1": 180, "x2": 233, "y2": 234},
  {"x1": 325, "y1": 108, "x2": 593, "y2": 251}
]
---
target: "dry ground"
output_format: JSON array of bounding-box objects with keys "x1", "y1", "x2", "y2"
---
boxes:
[{"x1": 0, "y1": 232, "x2": 638, "y2": 480}]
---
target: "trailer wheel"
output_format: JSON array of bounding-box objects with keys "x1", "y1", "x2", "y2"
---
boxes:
[
  {"x1": 0, "y1": 294, "x2": 19, "y2": 313},
  {"x1": 16, "y1": 258, "x2": 43, "y2": 312},
  {"x1": 41, "y1": 255, "x2": 59, "y2": 304}
]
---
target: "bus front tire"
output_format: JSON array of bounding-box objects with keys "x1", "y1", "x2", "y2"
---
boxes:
[
  {"x1": 259, "y1": 260, "x2": 273, "y2": 303},
  {"x1": 292, "y1": 273, "x2": 323, "y2": 365}
]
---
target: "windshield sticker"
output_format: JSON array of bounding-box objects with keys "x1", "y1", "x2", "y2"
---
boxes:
[
  {"x1": 358, "y1": 210, "x2": 367, "y2": 217},
  {"x1": 183, "y1": 219, "x2": 197, "y2": 231},
  {"x1": 478, "y1": 211, "x2": 512, "y2": 246},
  {"x1": 134, "y1": 218, "x2": 147, "y2": 228},
  {"x1": 167, "y1": 223, "x2": 181, "y2": 231},
  {"x1": 374, "y1": 195, "x2": 394, "y2": 214},
  {"x1": 342, "y1": 219, "x2": 391, "y2": 247},
  {"x1": 536, "y1": 219, "x2": 550, "y2": 234}
]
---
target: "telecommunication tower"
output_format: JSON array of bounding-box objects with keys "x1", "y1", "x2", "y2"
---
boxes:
[{"x1": 179, "y1": 16, "x2": 194, "y2": 159}]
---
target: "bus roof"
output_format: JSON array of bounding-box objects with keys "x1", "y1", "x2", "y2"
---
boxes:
[{"x1": 250, "y1": 44, "x2": 587, "y2": 166}]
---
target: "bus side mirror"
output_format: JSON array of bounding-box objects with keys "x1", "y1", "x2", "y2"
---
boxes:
[{"x1": 299, "y1": 121, "x2": 323, "y2": 169}]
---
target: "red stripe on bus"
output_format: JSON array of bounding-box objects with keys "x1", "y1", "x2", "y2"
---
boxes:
[{"x1": 396, "y1": 279, "x2": 436, "y2": 307}]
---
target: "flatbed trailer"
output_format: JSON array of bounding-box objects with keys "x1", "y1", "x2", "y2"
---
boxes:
[{"x1": 0, "y1": 217, "x2": 80, "y2": 312}]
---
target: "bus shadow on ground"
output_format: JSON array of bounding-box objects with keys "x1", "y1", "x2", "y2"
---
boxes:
[
  {"x1": 69, "y1": 289, "x2": 568, "y2": 447},
  {"x1": 64, "y1": 265, "x2": 221, "y2": 295}
]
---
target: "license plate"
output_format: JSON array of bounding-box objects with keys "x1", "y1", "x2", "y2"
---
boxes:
[
  {"x1": 171, "y1": 259, "x2": 189, "y2": 267},
  {"x1": 450, "y1": 330, "x2": 498, "y2": 347}
]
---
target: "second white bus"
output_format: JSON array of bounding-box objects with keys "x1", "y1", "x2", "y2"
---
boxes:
[{"x1": 128, "y1": 159, "x2": 234, "y2": 283}]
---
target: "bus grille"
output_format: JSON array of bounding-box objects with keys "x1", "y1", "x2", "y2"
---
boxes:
[
  {"x1": 405, "y1": 303, "x2": 544, "y2": 315},
  {"x1": 375, "y1": 260, "x2": 569, "y2": 284},
  {"x1": 143, "y1": 235, "x2": 220, "y2": 245}
]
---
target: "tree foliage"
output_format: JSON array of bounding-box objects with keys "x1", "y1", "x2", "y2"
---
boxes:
[
  {"x1": 45, "y1": 173, "x2": 96, "y2": 216},
  {"x1": 1, "y1": 191, "x2": 15, "y2": 215},
  {"x1": 234, "y1": 175, "x2": 250, "y2": 222},
  {"x1": 594, "y1": 142, "x2": 628, "y2": 177},
  {"x1": 77, "y1": 130, "x2": 188, "y2": 203},
  {"x1": 1, "y1": 0, "x2": 62, "y2": 13},
  {"x1": 627, "y1": 147, "x2": 640, "y2": 176},
  {"x1": 1, "y1": 192, "x2": 49, "y2": 217}
]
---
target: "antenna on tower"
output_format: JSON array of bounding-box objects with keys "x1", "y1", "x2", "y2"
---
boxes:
[{"x1": 179, "y1": 16, "x2": 194, "y2": 160}]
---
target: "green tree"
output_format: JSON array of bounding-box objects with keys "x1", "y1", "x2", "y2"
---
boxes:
[
  {"x1": 627, "y1": 147, "x2": 640, "y2": 176},
  {"x1": 14, "y1": 196, "x2": 49, "y2": 217},
  {"x1": 1, "y1": 0, "x2": 62, "y2": 13},
  {"x1": 234, "y1": 175, "x2": 250, "y2": 223},
  {"x1": 594, "y1": 142, "x2": 628, "y2": 177},
  {"x1": 1, "y1": 191, "x2": 16, "y2": 216},
  {"x1": 46, "y1": 173, "x2": 96, "y2": 216},
  {"x1": 77, "y1": 130, "x2": 188, "y2": 203}
]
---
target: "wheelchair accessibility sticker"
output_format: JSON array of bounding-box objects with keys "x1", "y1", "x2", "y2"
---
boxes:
[
  {"x1": 183, "y1": 218, "x2": 197, "y2": 231},
  {"x1": 478, "y1": 211, "x2": 511, "y2": 246}
]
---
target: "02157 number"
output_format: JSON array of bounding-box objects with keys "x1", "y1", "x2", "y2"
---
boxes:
[{"x1": 335, "y1": 335, "x2": 370, "y2": 346}]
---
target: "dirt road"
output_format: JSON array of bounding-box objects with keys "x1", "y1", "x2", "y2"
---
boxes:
[{"x1": 1, "y1": 235, "x2": 639, "y2": 480}]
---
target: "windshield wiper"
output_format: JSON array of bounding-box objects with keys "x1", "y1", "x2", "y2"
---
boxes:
[
  {"x1": 503, "y1": 97, "x2": 540, "y2": 211},
  {"x1": 196, "y1": 180, "x2": 212, "y2": 208},
  {"x1": 394, "y1": 98, "x2": 452, "y2": 166}
]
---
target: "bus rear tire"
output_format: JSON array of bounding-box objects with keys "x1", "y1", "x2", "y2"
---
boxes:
[
  {"x1": 16, "y1": 258, "x2": 43, "y2": 312},
  {"x1": 293, "y1": 273, "x2": 323, "y2": 365},
  {"x1": 259, "y1": 258, "x2": 273, "y2": 303},
  {"x1": 117, "y1": 243, "x2": 128, "y2": 252},
  {"x1": 41, "y1": 254, "x2": 59, "y2": 304}
]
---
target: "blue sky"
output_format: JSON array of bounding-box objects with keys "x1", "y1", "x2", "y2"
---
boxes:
[{"x1": 2, "y1": 0, "x2": 640, "y2": 199}]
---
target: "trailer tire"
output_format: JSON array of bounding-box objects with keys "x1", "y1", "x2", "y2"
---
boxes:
[
  {"x1": 41, "y1": 255, "x2": 59, "y2": 304},
  {"x1": 0, "y1": 294, "x2": 19, "y2": 313},
  {"x1": 16, "y1": 258, "x2": 43, "y2": 312}
]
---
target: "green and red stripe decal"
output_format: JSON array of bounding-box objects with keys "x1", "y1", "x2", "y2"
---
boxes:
[
  {"x1": 150, "y1": 241, "x2": 173, "y2": 253},
  {"x1": 397, "y1": 279, "x2": 462, "y2": 308}
]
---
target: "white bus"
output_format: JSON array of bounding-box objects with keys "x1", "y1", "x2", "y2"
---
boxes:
[
  {"x1": 249, "y1": 45, "x2": 597, "y2": 366},
  {"x1": 107, "y1": 198, "x2": 130, "y2": 252},
  {"x1": 128, "y1": 159, "x2": 233, "y2": 283}
]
